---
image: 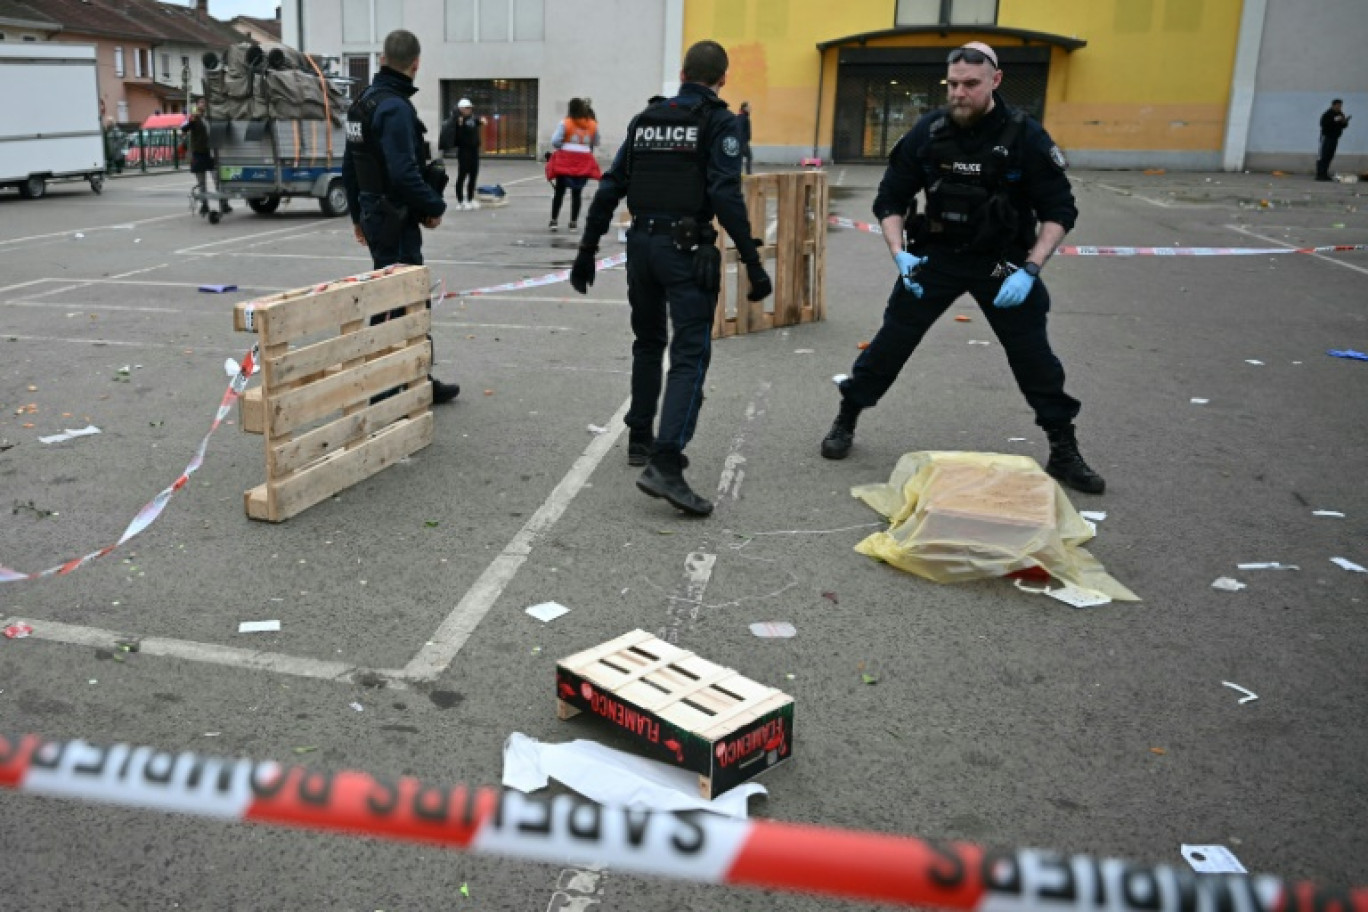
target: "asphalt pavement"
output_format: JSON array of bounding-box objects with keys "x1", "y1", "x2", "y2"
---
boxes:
[{"x1": 1, "y1": 161, "x2": 1365, "y2": 910}]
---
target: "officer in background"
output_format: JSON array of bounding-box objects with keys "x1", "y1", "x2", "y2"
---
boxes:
[
  {"x1": 1316, "y1": 99, "x2": 1351, "y2": 181},
  {"x1": 820, "y1": 42, "x2": 1104, "y2": 495},
  {"x1": 570, "y1": 39, "x2": 772, "y2": 516},
  {"x1": 342, "y1": 29, "x2": 459, "y2": 404}
]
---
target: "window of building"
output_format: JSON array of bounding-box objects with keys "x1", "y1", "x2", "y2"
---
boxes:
[
  {"x1": 117, "y1": 100, "x2": 129, "y2": 121},
  {"x1": 895, "y1": 0, "x2": 997, "y2": 26},
  {"x1": 134, "y1": 48, "x2": 144, "y2": 78},
  {"x1": 446, "y1": 0, "x2": 542, "y2": 42},
  {"x1": 115, "y1": 46, "x2": 125, "y2": 77},
  {"x1": 345, "y1": 54, "x2": 371, "y2": 97},
  {"x1": 160, "y1": 53, "x2": 170, "y2": 80}
]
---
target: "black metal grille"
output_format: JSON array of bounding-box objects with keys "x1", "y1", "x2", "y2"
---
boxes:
[
  {"x1": 440, "y1": 78, "x2": 538, "y2": 159},
  {"x1": 832, "y1": 49, "x2": 1050, "y2": 163}
]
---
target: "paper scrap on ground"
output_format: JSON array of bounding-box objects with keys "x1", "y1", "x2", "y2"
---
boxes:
[
  {"x1": 502, "y1": 732, "x2": 763, "y2": 819},
  {"x1": 38, "y1": 425, "x2": 101, "y2": 445},
  {"x1": 1312, "y1": 510, "x2": 1345, "y2": 518},
  {"x1": 1330, "y1": 557, "x2": 1367, "y2": 573},
  {"x1": 1181, "y1": 844, "x2": 1248, "y2": 874},
  {"x1": 237, "y1": 620, "x2": 281, "y2": 633},
  {"x1": 1237, "y1": 562, "x2": 1299, "y2": 570},
  {"x1": 1222, "y1": 681, "x2": 1258, "y2": 704},
  {"x1": 1191, "y1": 398, "x2": 1210, "y2": 404},
  {"x1": 1245, "y1": 359, "x2": 1264, "y2": 365},
  {"x1": 1211, "y1": 577, "x2": 1246, "y2": 591},
  {"x1": 586, "y1": 424, "x2": 607, "y2": 435},
  {"x1": 1045, "y1": 584, "x2": 1112, "y2": 608},
  {"x1": 525, "y1": 601, "x2": 571, "y2": 622},
  {"x1": 1327, "y1": 349, "x2": 1368, "y2": 361},
  {"x1": 749, "y1": 621, "x2": 797, "y2": 638},
  {"x1": 1079, "y1": 511, "x2": 1107, "y2": 522},
  {"x1": 199, "y1": 284, "x2": 238, "y2": 293}
]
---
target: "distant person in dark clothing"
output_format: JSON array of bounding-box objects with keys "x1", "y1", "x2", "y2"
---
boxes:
[
  {"x1": 1316, "y1": 99, "x2": 1351, "y2": 181},
  {"x1": 737, "y1": 101, "x2": 753, "y2": 175},
  {"x1": 181, "y1": 103, "x2": 229, "y2": 214},
  {"x1": 442, "y1": 99, "x2": 486, "y2": 208}
]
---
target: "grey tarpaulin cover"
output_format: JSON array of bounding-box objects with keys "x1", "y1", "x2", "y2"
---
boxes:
[{"x1": 204, "y1": 43, "x2": 349, "y2": 125}]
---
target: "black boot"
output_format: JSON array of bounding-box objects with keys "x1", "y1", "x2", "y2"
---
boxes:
[
  {"x1": 430, "y1": 377, "x2": 460, "y2": 404},
  {"x1": 820, "y1": 401, "x2": 861, "y2": 460},
  {"x1": 1045, "y1": 424, "x2": 1105, "y2": 494},
  {"x1": 637, "y1": 450, "x2": 712, "y2": 516},
  {"x1": 627, "y1": 429, "x2": 654, "y2": 467}
]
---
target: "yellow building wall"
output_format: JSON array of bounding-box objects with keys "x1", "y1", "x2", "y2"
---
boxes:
[{"x1": 681, "y1": 0, "x2": 1244, "y2": 157}]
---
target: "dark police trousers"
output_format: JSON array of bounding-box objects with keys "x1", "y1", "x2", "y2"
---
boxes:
[
  {"x1": 843, "y1": 253, "x2": 1080, "y2": 429},
  {"x1": 359, "y1": 193, "x2": 424, "y2": 268},
  {"x1": 624, "y1": 231, "x2": 714, "y2": 453}
]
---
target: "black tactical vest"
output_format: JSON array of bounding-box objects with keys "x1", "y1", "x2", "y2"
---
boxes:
[
  {"x1": 920, "y1": 109, "x2": 1027, "y2": 254},
  {"x1": 346, "y1": 86, "x2": 407, "y2": 195},
  {"x1": 626, "y1": 96, "x2": 720, "y2": 217}
]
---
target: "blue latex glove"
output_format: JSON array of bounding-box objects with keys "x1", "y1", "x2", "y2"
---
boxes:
[
  {"x1": 894, "y1": 250, "x2": 925, "y2": 296},
  {"x1": 993, "y1": 268, "x2": 1036, "y2": 308}
]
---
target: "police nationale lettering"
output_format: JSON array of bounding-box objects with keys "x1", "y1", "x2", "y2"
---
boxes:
[{"x1": 634, "y1": 124, "x2": 699, "y2": 151}]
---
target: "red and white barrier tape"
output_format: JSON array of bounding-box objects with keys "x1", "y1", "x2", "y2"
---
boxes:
[
  {"x1": 1, "y1": 733, "x2": 1363, "y2": 911},
  {"x1": 0, "y1": 349, "x2": 258, "y2": 584},
  {"x1": 443, "y1": 252, "x2": 627, "y2": 298},
  {"x1": 826, "y1": 216, "x2": 1368, "y2": 256}
]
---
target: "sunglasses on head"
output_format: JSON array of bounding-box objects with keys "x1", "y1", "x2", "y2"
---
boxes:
[{"x1": 947, "y1": 47, "x2": 998, "y2": 68}]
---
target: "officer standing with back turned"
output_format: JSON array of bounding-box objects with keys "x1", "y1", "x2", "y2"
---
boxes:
[
  {"x1": 343, "y1": 29, "x2": 460, "y2": 404},
  {"x1": 570, "y1": 39, "x2": 772, "y2": 516},
  {"x1": 820, "y1": 41, "x2": 1104, "y2": 495}
]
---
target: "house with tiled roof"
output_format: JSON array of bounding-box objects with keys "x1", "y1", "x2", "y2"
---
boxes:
[
  {"x1": 0, "y1": 0, "x2": 61, "y2": 41},
  {"x1": 33, "y1": 0, "x2": 247, "y2": 127},
  {"x1": 232, "y1": 13, "x2": 281, "y2": 46}
]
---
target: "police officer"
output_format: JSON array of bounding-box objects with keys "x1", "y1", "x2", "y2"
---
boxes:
[
  {"x1": 342, "y1": 29, "x2": 459, "y2": 404},
  {"x1": 570, "y1": 40, "x2": 773, "y2": 516},
  {"x1": 820, "y1": 41, "x2": 1104, "y2": 495},
  {"x1": 1316, "y1": 99, "x2": 1351, "y2": 182}
]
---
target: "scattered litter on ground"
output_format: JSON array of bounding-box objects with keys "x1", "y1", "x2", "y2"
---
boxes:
[
  {"x1": 1245, "y1": 359, "x2": 1264, "y2": 365},
  {"x1": 293, "y1": 746, "x2": 318, "y2": 754},
  {"x1": 1150, "y1": 747, "x2": 1167, "y2": 755},
  {"x1": 793, "y1": 348, "x2": 815, "y2": 354},
  {"x1": 1327, "y1": 349, "x2": 1368, "y2": 361},
  {"x1": 586, "y1": 424, "x2": 607, "y2": 435},
  {"x1": 821, "y1": 591, "x2": 839, "y2": 605},
  {"x1": 967, "y1": 339, "x2": 991, "y2": 345},
  {"x1": 1191, "y1": 398, "x2": 1209, "y2": 404},
  {"x1": 525, "y1": 601, "x2": 571, "y2": 623},
  {"x1": 831, "y1": 373, "x2": 849, "y2": 385},
  {"x1": 349, "y1": 702, "x2": 364, "y2": 712},
  {"x1": 38, "y1": 425, "x2": 101, "y2": 445},
  {"x1": 4, "y1": 623, "x2": 34, "y2": 639},
  {"x1": 1331, "y1": 557, "x2": 1366, "y2": 573},
  {"x1": 237, "y1": 620, "x2": 281, "y2": 633},
  {"x1": 1181, "y1": 844, "x2": 1247, "y2": 874},
  {"x1": 1044, "y1": 584, "x2": 1113, "y2": 608},
  {"x1": 502, "y1": 732, "x2": 764, "y2": 819},
  {"x1": 749, "y1": 621, "x2": 796, "y2": 638},
  {"x1": 198, "y1": 284, "x2": 238, "y2": 293},
  {"x1": 1007, "y1": 436, "x2": 1027, "y2": 442},
  {"x1": 1312, "y1": 510, "x2": 1345, "y2": 518},
  {"x1": 861, "y1": 673, "x2": 879, "y2": 685},
  {"x1": 1211, "y1": 577, "x2": 1246, "y2": 591},
  {"x1": 424, "y1": 520, "x2": 439, "y2": 528},
  {"x1": 483, "y1": 389, "x2": 494, "y2": 395},
  {"x1": 1079, "y1": 510, "x2": 1107, "y2": 522},
  {"x1": 857, "y1": 341, "x2": 870, "y2": 350},
  {"x1": 1237, "y1": 562, "x2": 1298, "y2": 570},
  {"x1": 954, "y1": 315, "x2": 972, "y2": 322},
  {"x1": 1222, "y1": 681, "x2": 1258, "y2": 704},
  {"x1": 460, "y1": 883, "x2": 470, "y2": 898}
]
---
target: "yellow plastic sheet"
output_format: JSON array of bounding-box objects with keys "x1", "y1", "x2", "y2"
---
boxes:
[{"x1": 852, "y1": 451, "x2": 1139, "y2": 602}]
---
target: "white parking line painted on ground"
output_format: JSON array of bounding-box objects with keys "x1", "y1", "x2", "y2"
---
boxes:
[
  {"x1": 0, "y1": 616, "x2": 409, "y2": 688},
  {"x1": 2, "y1": 300, "x2": 181, "y2": 314},
  {"x1": 402, "y1": 396, "x2": 632, "y2": 681},
  {"x1": 0, "y1": 213, "x2": 183, "y2": 248},
  {"x1": 0, "y1": 333, "x2": 174, "y2": 348},
  {"x1": 1225, "y1": 224, "x2": 1368, "y2": 277},
  {"x1": 109, "y1": 264, "x2": 170, "y2": 279},
  {"x1": 431, "y1": 321, "x2": 575, "y2": 331},
  {"x1": 174, "y1": 222, "x2": 334, "y2": 254}
]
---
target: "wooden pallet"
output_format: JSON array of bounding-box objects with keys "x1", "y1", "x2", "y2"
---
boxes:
[
  {"x1": 556, "y1": 629, "x2": 793, "y2": 798},
  {"x1": 231, "y1": 265, "x2": 434, "y2": 522},
  {"x1": 714, "y1": 171, "x2": 828, "y2": 338}
]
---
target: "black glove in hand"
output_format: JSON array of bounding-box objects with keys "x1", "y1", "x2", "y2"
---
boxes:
[
  {"x1": 570, "y1": 245, "x2": 597, "y2": 294},
  {"x1": 694, "y1": 244, "x2": 721, "y2": 294},
  {"x1": 745, "y1": 261, "x2": 772, "y2": 302}
]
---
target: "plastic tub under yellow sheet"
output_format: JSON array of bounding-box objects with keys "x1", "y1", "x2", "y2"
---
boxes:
[{"x1": 852, "y1": 451, "x2": 1138, "y2": 602}]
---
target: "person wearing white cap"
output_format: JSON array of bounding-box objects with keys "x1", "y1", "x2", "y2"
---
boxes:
[{"x1": 440, "y1": 98, "x2": 486, "y2": 209}]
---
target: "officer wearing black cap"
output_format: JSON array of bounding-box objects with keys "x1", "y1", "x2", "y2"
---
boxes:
[
  {"x1": 570, "y1": 39, "x2": 772, "y2": 516},
  {"x1": 343, "y1": 29, "x2": 459, "y2": 404},
  {"x1": 820, "y1": 41, "x2": 1104, "y2": 495}
]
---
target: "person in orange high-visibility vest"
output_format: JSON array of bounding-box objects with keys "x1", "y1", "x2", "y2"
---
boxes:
[{"x1": 545, "y1": 98, "x2": 602, "y2": 232}]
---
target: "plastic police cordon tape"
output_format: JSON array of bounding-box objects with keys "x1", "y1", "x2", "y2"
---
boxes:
[
  {"x1": 826, "y1": 216, "x2": 1368, "y2": 256},
  {"x1": 1, "y1": 733, "x2": 1363, "y2": 911},
  {"x1": 0, "y1": 347, "x2": 258, "y2": 584},
  {"x1": 443, "y1": 252, "x2": 627, "y2": 298}
]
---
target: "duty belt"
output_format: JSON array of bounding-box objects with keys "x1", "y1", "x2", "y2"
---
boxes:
[{"x1": 631, "y1": 216, "x2": 681, "y2": 235}]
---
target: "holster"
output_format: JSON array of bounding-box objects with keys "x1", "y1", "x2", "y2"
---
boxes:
[{"x1": 671, "y1": 217, "x2": 701, "y2": 253}]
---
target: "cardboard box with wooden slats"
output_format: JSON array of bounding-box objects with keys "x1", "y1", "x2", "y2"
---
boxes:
[
  {"x1": 231, "y1": 265, "x2": 434, "y2": 522},
  {"x1": 556, "y1": 629, "x2": 794, "y2": 798}
]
